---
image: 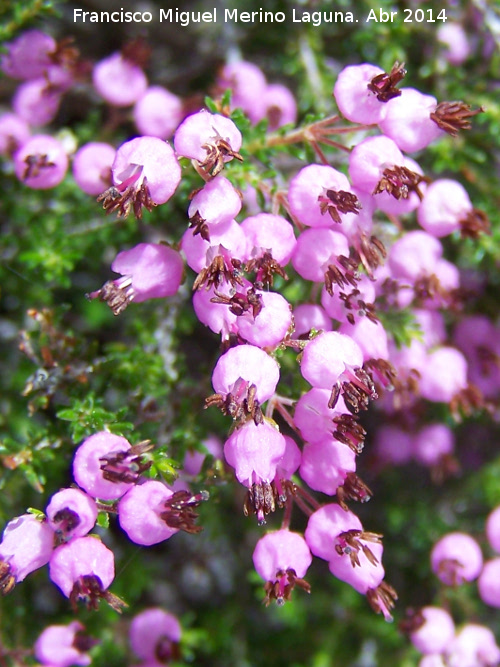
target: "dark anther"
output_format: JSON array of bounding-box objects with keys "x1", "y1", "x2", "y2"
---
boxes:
[
  {"x1": 318, "y1": 189, "x2": 362, "y2": 224},
  {"x1": 373, "y1": 165, "x2": 429, "y2": 201},
  {"x1": 367, "y1": 61, "x2": 407, "y2": 102},
  {"x1": 430, "y1": 101, "x2": 484, "y2": 137}
]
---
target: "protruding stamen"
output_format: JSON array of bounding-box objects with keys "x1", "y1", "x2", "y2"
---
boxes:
[
  {"x1": 367, "y1": 62, "x2": 406, "y2": 102},
  {"x1": 430, "y1": 101, "x2": 484, "y2": 137}
]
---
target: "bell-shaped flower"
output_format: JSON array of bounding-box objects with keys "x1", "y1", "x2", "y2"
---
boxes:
[{"x1": 253, "y1": 530, "x2": 312, "y2": 605}]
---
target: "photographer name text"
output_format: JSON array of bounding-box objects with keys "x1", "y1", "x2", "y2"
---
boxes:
[{"x1": 73, "y1": 7, "x2": 448, "y2": 26}]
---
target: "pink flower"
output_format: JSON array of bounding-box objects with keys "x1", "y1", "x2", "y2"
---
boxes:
[
  {"x1": 378, "y1": 88, "x2": 444, "y2": 153},
  {"x1": 34, "y1": 621, "x2": 95, "y2": 667},
  {"x1": 412, "y1": 424, "x2": 454, "y2": 467},
  {"x1": 133, "y1": 85, "x2": 183, "y2": 139},
  {"x1": 236, "y1": 291, "x2": 292, "y2": 349},
  {"x1": 253, "y1": 530, "x2": 312, "y2": 605},
  {"x1": 211, "y1": 344, "x2": 280, "y2": 405},
  {"x1": 224, "y1": 420, "x2": 286, "y2": 487},
  {"x1": 292, "y1": 228, "x2": 350, "y2": 284},
  {"x1": 299, "y1": 437, "x2": 356, "y2": 495},
  {"x1": 72, "y1": 432, "x2": 140, "y2": 501},
  {"x1": 240, "y1": 213, "x2": 296, "y2": 266},
  {"x1": 431, "y1": 532, "x2": 483, "y2": 585},
  {"x1": 46, "y1": 488, "x2": 98, "y2": 543},
  {"x1": 409, "y1": 607, "x2": 455, "y2": 655},
  {"x1": 72, "y1": 142, "x2": 115, "y2": 196},
  {"x1": 188, "y1": 176, "x2": 242, "y2": 235},
  {"x1": 417, "y1": 179, "x2": 474, "y2": 237},
  {"x1": 129, "y1": 608, "x2": 182, "y2": 664},
  {"x1": 98, "y1": 136, "x2": 181, "y2": 218},
  {"x1": 14, "y1": 134, "x2": 68, "y2": 189},
  {"x1": 117, "y1": 481, "x2": 180, "y2": 546},
  {"x1": 0, "y1": 514, "x2": 54, "y2": 592},
  {"x1": 261, "y1": 83, "x2": 297, "y2": 130},
  {"x1": 485, "y1": 506, "x2": 500, "y2": 554},
  {"x1": 88, "y1": 243, "x2": 184, "y2": 315},
  {"x1": 477, "y1": 558, "x2": 500, "y2": 608},
  {"x1": 1, "y1": 30, "x2": 56, "y2": 80},
  {"x1": 333, "y1": 63, "x2": 388, "y2": 124},
  {"x1": 93, "y1": 52, "x2": 147, "y2": 107},
  {"x1": 300, "y1": 331, "x2": 363, "y2": 390},
  {"x1": 292, "y1": 304, "x2": 332, "y2": 339},
  {"x1": 217, "y1": 61, "x2": 268, "y2": 122},
  {"x1": 49, "y1": 536, "x2": 117, "y2": 610},
  {"x1": 288, "y1": 164, "x2": 358, "y2": 228},
  {"x1": 174, "y1": 109, "x2": 242, "y2": 176},
  {"x1": 0, "y1": 112, "x2": 30, "y2": 156},
  {"x1": 445, "y1": 624, "x2": 500, "y2": 667}
]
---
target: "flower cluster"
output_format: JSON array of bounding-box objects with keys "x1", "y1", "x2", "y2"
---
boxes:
[{"x1": 0, "y1": 21, "x2": 497, "y2": 667}]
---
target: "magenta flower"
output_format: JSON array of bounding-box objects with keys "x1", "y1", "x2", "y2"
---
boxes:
[
  {"x1": 409, "y1": 607, "x2": 456, "y2": 655},
  {"x1": 72, "y1": 431, "x2": 147, "y2": 501},
  {"x1": 98, "y1": 136, "x2": 181, "y2": 219},
  {"x1": 1, "y1": 30, "x2": 56, "y2": 80},
  {"x1": 333, "y1": 63, "x2": 388, "y2": 124},
  {"x1": 378, "y1": 88, "x2": 444, "y2": 153},
  {"x1": 418, "y1": 347, "x2": 468, "y2": 404},
  {"x1": 253, "y1": 530, "x2": 312, "y2": 605},
  {"x1": 224, "y1": 419, "x2": 286, "y2": 523},
  {"x1": 437, "y1": 23, "x2": 471, "y2": 66},
  {"x1": 339, "y1": 317, "x2": 389, "y2": 362},
  {"x1": 217, "y1": 61, "x2": 268, "y2": 123},
  {"x1": 181, "y1": 218, "x2": 248, "y2": 273},
  {"x1": 224, "y1": 420, "x2": 286, "y2": 487},
  {"x1": 129, "y1": 608, "x2": 182, "y2": 664},
  {"x1": 192, "y1": 284, "x2": 238, "y2": 339},
  {"x1": 387, "y1": 230, "x2": 443, "y2": 284},
  {"x1": 0, "y1": 514, "x2": 54, "y2": 593},
  {"x1": 288, "y1": 164, "x2": 359, "y2": 228},
  {"x1": 46, "y1": 487, "x2": 98, "y2": 543},
  {"x1": 14, "y1": 134, "x2": 68, "y2": 189},
  {"x1": 299, "y1": 437, "x2": 356, "y2": 495},
  {"x1": 431, "y1": 532, "x2": 483, "y2": 586},
  {"x1": 236, "y1": 291, "x2": 292, "y2": 349},
  {"x1": 417, "y1": 179, "x2": 484, "y2": 238},
  {"x1": 188, "y1": 175, "x2": 242, "y2": 238},
  {"x1": 300, "y1": 331, "x2": 364, "y2": 394},
  {"x1": 321, "y1": 274, "x2": 376, "y2": 324},
  {"x1": 211, "y1": 344, "x2": 280, "y2": 406},
  {"x1": 72, "y1": 142, "x2": 115, "y2": 196},
  {"x1": 478, "y1": 558, "x2": 500, "y2": 608},
  {"x1": 412, "y1": 424, "x2": 454, "y2": 467},
  {"x1": 88, "y1": 243, "x2": 184, "y2": 315},
  {"x1": 0, "y1": 112, "x2": 30, "y2": 156},
  {"x1": 305, "y1": 503, "x2": 363, "y2": 562},
  {"x1": 294, "y1": 388, "x2": 350, "y2": 446},
  {"x1": 374, "y1": 424, "x2": 414, "y2": 466},
  {"x1": 92, "y1": 52, "x2": 147, "y2": 107},
  {"x1": 261, "y1": 83, "x2": 297, "y2": 130},
  {"x1": 118, "y1": 480, "x2": 204, "y2": 546},
  {"x1": 12, "y1": 77, "x2": 62, "y2": 127},
  {"x1": 174, "y1": 109, "x2": 243, "y2": 177},
  {"x1": 445, "y1": 624, "x2": 500, "y2": 667},
  {"x1": 241, "y1": 213, "x2": 297, "y2": 266},
  {"x1": 49, "y1": 536, "x2": 121, "y2": 611},
  {"x1": 34, "y1": 621, "x2": 95, "y2": 667},
  {"x1": 486, "y1": 506, "x2": 500, "y2": 554},
  {"x1": 133, "y1": 85, "x2": 183, "y2": 139},
  {"x1": 292, "y1": 304, "x2": 332, "y2": 339},
  {"x1": 291, "y1": 228, "x2": 351, "y2": 286}
]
